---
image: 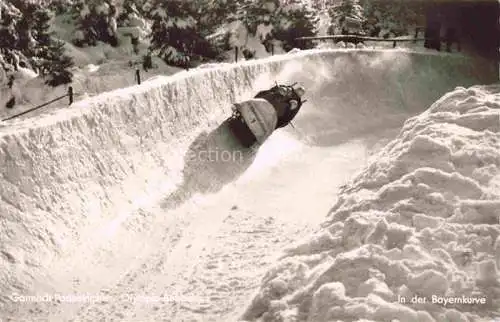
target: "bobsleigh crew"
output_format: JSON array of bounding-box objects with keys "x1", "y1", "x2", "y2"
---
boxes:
[{"x1": 229, "y1": 83, "x2": 306, "y2": 147}]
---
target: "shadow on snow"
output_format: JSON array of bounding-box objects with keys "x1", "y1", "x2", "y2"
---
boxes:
[{"x1": 160, "y1": 118, "x2": 258, "y2": 209}]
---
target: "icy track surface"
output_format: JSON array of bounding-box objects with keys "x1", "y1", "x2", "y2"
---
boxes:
[
  {"x1": 243, "y1": 85, "x2": 500, "y2": 322},
  {"x1": 0, "y1": 49, "x2": 494, "y2": 321}
]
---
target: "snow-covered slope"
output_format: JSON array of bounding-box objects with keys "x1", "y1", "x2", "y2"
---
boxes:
[
  {"x1": 0, "y1": 9, "x2": 178, "y2": 121},
  {"x1": 242, "y1": 84, "x2": 500, "y2": 321},
  {"x1": 0, "y1": 58, "x2": 183, "y2": 121},
  {"x1": 0, "y1": 49, "x2": 493, "y2": 319}
]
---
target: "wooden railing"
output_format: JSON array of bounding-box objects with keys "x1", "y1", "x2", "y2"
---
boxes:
[
  {"x1": 296, "y1": 32, "x2": 460, "y2": 51},
  {"x1": 296, "y1": 34, "x2": 426, "y2": 48},
  {"x1": 2, "y1": 86, "x2": 75, "y2": 122},
  {"x1": 3, "y1": 68, "x2": 145, "y2": 122}
]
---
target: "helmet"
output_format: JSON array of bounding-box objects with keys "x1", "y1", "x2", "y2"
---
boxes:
[{"x1": 294, "y1": 85, "x2": 305, "y2": 98}]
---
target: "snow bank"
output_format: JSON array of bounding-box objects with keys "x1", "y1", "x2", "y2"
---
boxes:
[
  {"x1": 241, "y1": 84, "x2": 500, "y2": 321},
  {"x1": 0, "y1": 49, "x2": 492, "y2": 310},
  {"x1": 0, "y1": 57, "x2": 183, "y2": 120}
]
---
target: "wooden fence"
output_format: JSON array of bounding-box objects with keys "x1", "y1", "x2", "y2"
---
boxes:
[
  {"x1": 296, "y1": 34, "x2": 423, "y2": 48},
  {"x1": 2, "y1": 86, "x2": 74, "y2": 121},
  {"x1": 4, "y1": 68, "x2": 144, "y2": 122},
  {"x1": 234, "y1": 43, "x2": 275, "y2": 63},
  {"x1": 295, "y1": 32, "x2": 460, "y2": 52}
]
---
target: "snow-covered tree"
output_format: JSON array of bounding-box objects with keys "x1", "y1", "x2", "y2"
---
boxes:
[
  {"x1": 221, "y1": 0, "x2": 318, "y2": 54},
  {"x1": 0, "y1": 7, "x2": 19, "y2": 58},
  {"x1": 12, "y1": 0, "x2": 38, "y2": 54},
  {"x1": 31, "y1": 8, "x2": 74, "y2": 86},
  {"x1": 273, "y1": 0, "x2": 318, "y2": 51},
  {"x1": 193, "y1": 0, "x2": 238, "y2": 35},
  {"x1": 41, "y1": 40, "x2": 74, "y2": 86},
  {"x1": 48, "y1": 0, "x2": 75, "y2": 15},
  {"x1": 72, "y1": 0, "x2": 119, "y2": 47},
  {"x1": 0, "y1": 1, "x2": 73, "y2": 89},
  {"x1": 116, "y1": 0, "x2": 150, "y2": 54},
  {"x1": 222, "y1": 0, "x2": 279, "y2": 56},
  {"x1": 328, "y1": 0, "x2": 365, "y2": 35},
  {"x1": 117, "y1": 0, "x2": 147, "y2": 27},
  {"x1": 361, "y1": 0, "x2": 424, "y2": 38},
  {"x1": 147, "y1": 0, "x2": 218, "y2": 67},
  {"x1": 1, "y1": 1, "x2": 39, "y2": 71},
  {"x1": 242, "y1": 0, "x2": 280, "y2": 35},
  {"x1": 309, "y1": 0, "x2": 327, "y2": 11},
  {"x1": 32, "y1": 8, "x2": 52, "y2": 46}
]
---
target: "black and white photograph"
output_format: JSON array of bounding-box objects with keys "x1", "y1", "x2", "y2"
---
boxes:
[{"x1": 0, "y1": 0, "x2": 499, "y2": 321}]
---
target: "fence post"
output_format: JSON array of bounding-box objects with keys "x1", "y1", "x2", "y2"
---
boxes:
[
  {"x1": 235, "y1": 46, "x2": 239, "y2": 62},
  {"x1": 271, "y1": 43, "x2": 274, "y2": 56},
  {"x1": 136, "y1": 69, "x2": 141, "y2": 85},
  {"x1": 392, "y1": 40, "x2": 397, "y2": 48},
  {"x1": 68, "y1": 86, "x2": 73, "y2": 105}
]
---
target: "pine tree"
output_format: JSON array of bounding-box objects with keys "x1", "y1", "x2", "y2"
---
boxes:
[
  {"x1": 71, "y1": 0, "x2": 96, "y2": 46},
  {"x1": 49, "y1": 0, "x2": 74, "y2": 15},
  {"x1": 43, "y1": 40, "x2": 74, "y2": 86},
  {"x1": 243, "y1": 0, "x2": 279, "y2": 35},
  {"x1": 226, "y1": 0, "x2": 279, "y2": 56},
  {"x1": 148, "y1": 0, "x2": 217, "y2": 67},
  {"x1": 0, "y1": 1, "x2": 35, "y2": 72},
  {"x1": 361, "y1": 0, "x2": 424, "y2": 38},
  {"x1": 14, "y1": 1, "x2": 38, "y2": 54},
  {"x1": 118, "y1": 0, "x2": 140, "y2": 27},
  {"x1": 193, "y1": 0, "x2": 238, "y2": 35},
  {"x1": 192, "y1": 0, "x2": 240, "y2": 59},
  {"x1": 309, "y1": 0, "x2": 327, "y2": 11},
  {"x1": 273, "y1": 0, "x2": 318, "y2": 51},
  {"x1": 225, "y1": 0, "x2": 318, "y2": 54},
  {"x1": 32, "y1": 7, "x2": 52, "y2": 46},
  {"x1": 0, "y1": 11, "x2": 19, "y2": 56},
  {"x1": 328, "y1": 0, "x2": 365, "y2": 35},
  {"x1": 72, "y1": 0, "x2": 118, "y2": 47},
  {"x1": 31, "y1": 8, "x2": 74, "y2": 86}
]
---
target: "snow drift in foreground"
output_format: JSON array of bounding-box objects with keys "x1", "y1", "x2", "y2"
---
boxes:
[{"x1": 242, "y1": 85, "x2": 500, "y2": 322}]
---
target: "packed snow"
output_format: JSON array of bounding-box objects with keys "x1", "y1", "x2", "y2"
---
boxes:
[
  {"x1": 0, "y1": 0, "x2": 497, "y2": 320},
  {"x1": 0, "y1": 48, "x2": 494, "y2": 322},
  {"x1": 241, "y1": 85, "x2": 500, "y2": 321}
]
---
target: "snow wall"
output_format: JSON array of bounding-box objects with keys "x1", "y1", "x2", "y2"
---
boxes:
[
  {"x1": 241, "y1": 85, "x2": 500, "y2": 322},
  {"x1": 0, "y1": 49, "x2": 494, "y2": 306}
]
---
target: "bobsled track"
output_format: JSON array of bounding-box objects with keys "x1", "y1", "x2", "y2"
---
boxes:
[{"x1": 0, "y1": 49, "x2": 495, "y2": 321}]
